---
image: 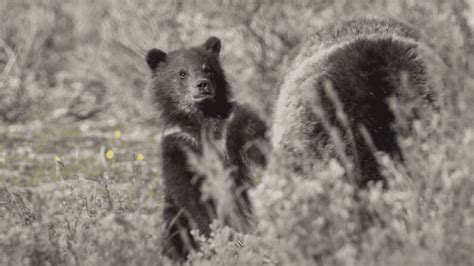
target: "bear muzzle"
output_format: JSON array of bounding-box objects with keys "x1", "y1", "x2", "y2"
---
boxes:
[{"x1": 193, "y1": 79, "x2": 214, "y2": 100}]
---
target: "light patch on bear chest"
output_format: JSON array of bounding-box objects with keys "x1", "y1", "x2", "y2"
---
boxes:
[
  {"x1": 162, "y1": 126, "x2": 199, "y2": 148},
  {"x1": 162, "y1": 117, "x2": 229, "y2": 157}
]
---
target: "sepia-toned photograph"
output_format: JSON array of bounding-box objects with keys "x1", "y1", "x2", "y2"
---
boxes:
[{"x1": 1, "y1": 1, "x2": 473, "y2": 265}]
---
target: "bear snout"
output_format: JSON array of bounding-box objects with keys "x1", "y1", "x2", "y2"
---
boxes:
[{"x1": 194, "y1": 79, "x2": 214, "y2": 98}]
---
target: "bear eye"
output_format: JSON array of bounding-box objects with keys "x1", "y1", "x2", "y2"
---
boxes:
[
  {"x1": 179, "y1": 70, "x2": 187, "y2": 79},
  {"x1": 202, "y1": 65, "x2": 212, "y2": 75}
]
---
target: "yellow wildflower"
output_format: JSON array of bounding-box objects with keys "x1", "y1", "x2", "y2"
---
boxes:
[{"x1": 106, "y1": 150, "x2": 114, "y2": 159}]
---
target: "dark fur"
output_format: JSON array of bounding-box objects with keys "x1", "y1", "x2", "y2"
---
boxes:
[
  {"x1": 272, "y1": 17, "x2": 439, "y2": 187},
  {"x1": 146, "y1": 37, "x2": 267, "y2": 260}
]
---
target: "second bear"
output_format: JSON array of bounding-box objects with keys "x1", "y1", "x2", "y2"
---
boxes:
[{"x1": 272, "y1": 17, "x2": 441, "y2": 187}]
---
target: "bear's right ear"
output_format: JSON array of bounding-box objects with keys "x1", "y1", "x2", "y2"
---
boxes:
[{"x1": 146, "y1": 49, "x2": 167, "y2": 70}]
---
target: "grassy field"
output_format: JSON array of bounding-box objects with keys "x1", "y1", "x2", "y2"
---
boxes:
[{"x1": 1, "y1": 0, "x2": 473, "y2": 265}]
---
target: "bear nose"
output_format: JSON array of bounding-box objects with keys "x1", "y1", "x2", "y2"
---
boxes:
[{"x1": 196, "y1": 79, "x2": 210, "y2": 93}]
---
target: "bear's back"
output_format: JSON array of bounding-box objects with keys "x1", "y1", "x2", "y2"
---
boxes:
[
  {"x1": 289, "y1": 17, "x2": 421, "y2": 69},
  {"x1": 271, "y1": 17, "x2": 439, "y2": 185}
]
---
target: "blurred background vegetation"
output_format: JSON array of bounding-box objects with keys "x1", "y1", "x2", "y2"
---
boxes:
[
  {"x1": 0, "y1": 0, "x2": 473, "y2": 265},
  {"x1": 1, "y1": 0, "x2": 472, "y2": 123}
]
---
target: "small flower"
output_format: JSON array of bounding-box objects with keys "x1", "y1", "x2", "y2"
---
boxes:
[
  {"x1": 55, "y1": 155, "x2": 64, "y2": 168},
  {"x1": 136, "y1": 153, "x2": 145, "y2": 161},
  {"x1": 106, "y1": 150, "x2": 114, "y2": 159},
  {"x1": 114, "y1": 130, "x2": 122, "y2": 139}
]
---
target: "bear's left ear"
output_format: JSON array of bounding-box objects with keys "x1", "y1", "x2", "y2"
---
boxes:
[
  {"x1": 146, "y1": 48, "x2": 167, "y2": 71},
  {"x1": 203, "y1": 36, "x2": 221, "y2": 56}
]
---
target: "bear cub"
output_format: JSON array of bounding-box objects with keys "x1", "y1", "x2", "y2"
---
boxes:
[{"x1": 145, "y1": 37, "x2": 267, "y2": 260}]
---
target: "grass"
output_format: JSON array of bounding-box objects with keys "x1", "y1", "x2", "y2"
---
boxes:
[{"x1": 1, "y1": 0, "x2": 474, "y2": 265}]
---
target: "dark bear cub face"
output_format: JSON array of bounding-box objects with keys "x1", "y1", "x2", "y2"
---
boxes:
[{"x1": 146, "y1": 37, "x2": 231, "y2": 118}]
